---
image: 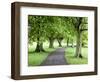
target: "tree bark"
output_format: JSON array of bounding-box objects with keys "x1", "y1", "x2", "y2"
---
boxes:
[
  {"x1": 71, "y1": 39, "x2": 74, "y2": 48},
  {"x1": 57, "y1": 39, "x2": 62, "y2": 47},
  {"x1": 35, "y1": 42, "x2": 45, "y2": 52},
  {"x1": 75, "y1": 32, "x2": 83, "y2": 58},
  {"x1": 35, "y1": 38, "x2": 45, "y2": 52},
  {"x1": 67, "y1": 38, "x2": 69, "y2": 47},
  {"x1": 49, "y1": 38, "x2": 54, "y2": 48}
]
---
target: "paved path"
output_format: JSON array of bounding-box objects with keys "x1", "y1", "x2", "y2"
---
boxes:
[{"x1": 41, "y1": 48, "x2": 68, "y2": 66}]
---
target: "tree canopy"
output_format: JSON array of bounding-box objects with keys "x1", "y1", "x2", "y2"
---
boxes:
[{"x1": 28, "y1": 15, "x2": 88, "y2": 58}]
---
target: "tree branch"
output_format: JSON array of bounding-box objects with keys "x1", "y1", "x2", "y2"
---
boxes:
[{"x1": 80, "y1": 29, "x2": 88, "y2": 32}]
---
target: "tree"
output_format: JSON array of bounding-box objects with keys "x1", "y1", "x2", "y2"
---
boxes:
[
  {"x1": 62, "y1": 17, "x2": 76, "y2": 47},
  {"x1": 55, "y1": 17, "x2": 66, "y2": 47},
  {"x1": 44, "y1": 16, "x2": 57, "y2": 48},
  {"x1": 28, "y1": 15, "x2": 88, "y2": 55},
  {"x1": 70, "y1": 17, "x2": 88, "y2": 58},
  {"x1": 28, "y1": 16, "x2": 47, "y2": 52}
]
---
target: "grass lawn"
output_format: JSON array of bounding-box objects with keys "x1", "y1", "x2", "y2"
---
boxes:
[
  {"x1": 28, "y1": 42, "x2": 62, "y2": 66},
  {"x1": 65, "y1": 47, "x2": 88, "y2": 64},
  {"x1": 28, "y1": 48, "x2": 56, "y2": 66}
]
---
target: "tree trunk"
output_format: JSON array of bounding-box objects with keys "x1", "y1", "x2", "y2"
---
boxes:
[
  {"x1": 49, "y1": 38, "x2": 54, "y2": 48},
  {"x1": 35, "y1": 42, "x2": 45, "y2": 52},
  {"x1": 75, "y1": 32, "x2": 83, "y2": 58},
  {"x1": 57, "y1": 39, "x2": 62, "y2": 47},
  {"x1": 35, "y1": 38, "x2": 45, "y2": 52},
  {"x1": 71, "y1": 39, "x2": 74, "y2": 48},
  {"x1": 40, "y1": 42, "x2": 45, "y2": 51},
  {"x1": 67, "y1": 38, "x2": 69, "y2": 47}
]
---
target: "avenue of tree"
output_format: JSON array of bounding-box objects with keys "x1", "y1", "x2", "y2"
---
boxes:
[{"x1": 28, "y1": 15, "x2": 88, "y2": 58}]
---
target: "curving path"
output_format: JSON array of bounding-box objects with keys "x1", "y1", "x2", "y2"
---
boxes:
[{"x1": 41, "y1": 48, "x2": 68, "y2": 66}]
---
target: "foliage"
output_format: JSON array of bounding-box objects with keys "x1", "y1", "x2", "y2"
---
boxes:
[
  {"x1": 28, "y1": 16, "x2": 85, "y2": 44},
  {"x1": 28, "y1": 15, "x2": 88, "y2": 56}
]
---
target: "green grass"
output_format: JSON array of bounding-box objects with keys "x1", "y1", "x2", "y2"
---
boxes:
[
  {"x1": 65, "y1": 47, "x2": 88, "y2": 64},
  {"x1": 28, "y1": 48, "x2": 56, "y2": 66},
  {"x1": 28, "y1": 41, "x2": 88, "y2": 66},
  {"x1": 28, "y1": 42, "x2": 58, "y2": 66}
]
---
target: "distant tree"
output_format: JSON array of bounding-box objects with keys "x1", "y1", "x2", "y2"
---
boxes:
[
  {"x1": 44, "y1": 16, "x2": 58, "y2": 48},
  {"x1": 55, "y1": 17, "x2": 66, "y2": 47},
  {"x1": 62, "y1": 17, "x2": 76, "y2": 47}
]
